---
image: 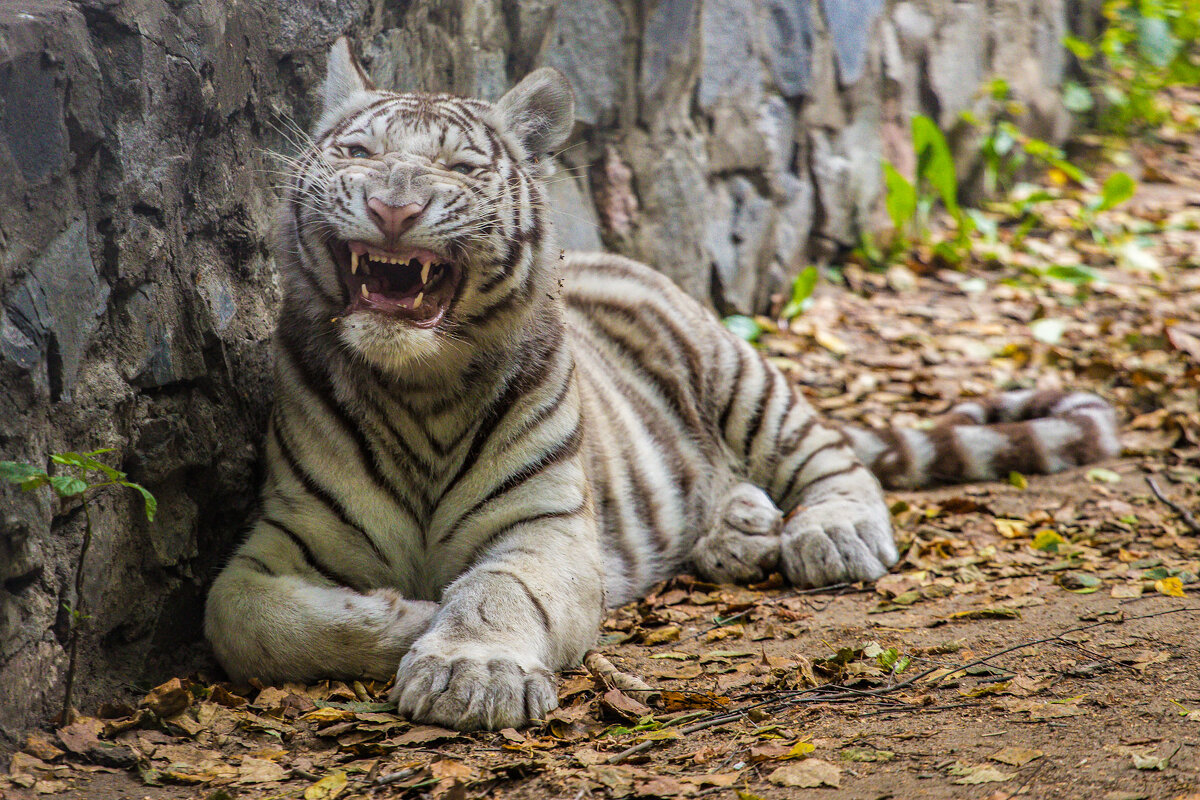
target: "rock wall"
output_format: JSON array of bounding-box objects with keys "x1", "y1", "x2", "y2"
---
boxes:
[{"x1": 0, "y1": 0, "x2": 1071, "y2": 732}]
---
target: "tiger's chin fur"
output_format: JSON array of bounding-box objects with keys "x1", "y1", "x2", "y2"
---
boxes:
[{"x1": 205, "y1": 37, "x2": 1121, "y2": 731}]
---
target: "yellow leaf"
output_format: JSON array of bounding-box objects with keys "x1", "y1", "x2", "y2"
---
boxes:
[
  {"x1": 993, "y1": 519, "x2": 1028, "y2": 539},
  {"x1": 1031, "y1": 530, "x2": 1065, "y2": 551},
  {"x1": 814, "y1": 328, "x2": 848, "y2": 355},
  {"x1": 304, "y1": 771, "x2": 348, "y2": 800},
  {"x1": 785, "y1": 740, "x2": 816, "y2": 759},
  {"x1": 1155, "y1": 577, "x2": 1185, "y2": 598},
  {"x1": 299, "y1": 707, "x2": 355, "y2": 725}
]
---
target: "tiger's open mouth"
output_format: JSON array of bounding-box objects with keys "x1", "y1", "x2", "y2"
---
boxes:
[{"x1": 330, "y1": 241, "x2": 461, "y2": 327}]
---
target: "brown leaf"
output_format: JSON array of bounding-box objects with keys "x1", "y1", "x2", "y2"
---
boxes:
[
  {"x1": 56, "y1": 718, "x2": 103, "y2": 754},
  {"x1": 1166, "y1": 325, "x2": 1200, "y2": 361},
  {"x1": 8, "y1": 752, "x2": 55, "y2": 778},
  {"x1": 141, "y1": 677, "x2": 191, "y2": 717},
  {"x1": 237, "y1": 756, "x2": 288, "y2": 784},
  {"x1": 498, "y1": 727, "x2": 525, "y2": 744},
  {"x1": 635, "y1": 775, "x2": 698, "y2": 797},
  {"x1": 389, "y1": 725, "x2": 461, "y2": 746},
  {"x1": 599, "y1": 689, "x2": 652, "y2": 722},
  {"x1": 429, "y1": 759, "x2": 477, "y2": 782},
  {"x1": 34, "y1": 779, "x2": 71, "y2": 794},
  {"x1": 299, "y1": 707, "x2": 356, "y2": 726},
  {"x1": 23, "y1": 734, "x2": 65, "y2": 762},
  {"x1": 587, "y1": 764, "x2": 639, "y2": 796},
  {"x1": 767, "y1": 759, "x2": 841, "y2": 788},
  {"x1": 209, "y1": 685, "x2": 249, "y2": 708},
  {"x1": 642, "y1": 626, "x2": 681, "y2": 645},
  {"x1": 660, "y1": 691, "x2": 730, "y2": 712},
  {"x1": 991, "y1": 747, "x2": 1044, "y2": 766}
]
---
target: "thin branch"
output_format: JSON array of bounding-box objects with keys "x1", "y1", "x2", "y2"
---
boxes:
[
  {"x1": 606, "y1": 606, "x2": 1200, "y2": 764},
  {"x1": 60, "y1": 489, "x2": 93, "y2": 725},
  {"x1": 1147, "y1": 476, "x2": 1200, "y2": 535}
]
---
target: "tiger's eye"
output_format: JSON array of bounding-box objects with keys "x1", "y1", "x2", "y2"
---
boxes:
[
  {"x1": 449, "y1": 163, "x2": 475, "y2": 175},
  {"x1": 347, "y1": 145, "x2": 371, "y2": 159}
]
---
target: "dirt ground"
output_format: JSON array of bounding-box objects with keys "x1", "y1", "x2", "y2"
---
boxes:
[{"x1": 4, "y1": 100, "x2": 1200, "y2": 800}]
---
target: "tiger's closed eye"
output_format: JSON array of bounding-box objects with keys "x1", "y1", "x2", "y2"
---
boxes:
[{"x1": 347, "y1": 145, "x2": 371, "y2": 159}]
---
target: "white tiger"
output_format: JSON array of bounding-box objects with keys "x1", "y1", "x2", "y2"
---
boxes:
[{"x1": 204, "y1": 38, "x2": 1120, "y2": 730}]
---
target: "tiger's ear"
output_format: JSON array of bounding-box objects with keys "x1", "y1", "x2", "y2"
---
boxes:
[
  {"x1": 320, "y1": 37, "x2": 375, "y2": 115},
  {"x1": 496, "y1": 68, "x2": 574, "y2": 158}
]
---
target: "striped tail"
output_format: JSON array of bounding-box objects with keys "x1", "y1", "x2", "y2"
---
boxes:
[{"x1": 843, "y1": 390, "x2": 1121, "y2": 490}]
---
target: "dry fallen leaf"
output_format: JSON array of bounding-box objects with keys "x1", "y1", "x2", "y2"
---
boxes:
[
  {"x1": 237, "y1": 756, "x2": 288, "y2": 784},
  {"x1": 991, "y1": 746, "x2": 1044, "y2": 766},
  {"x1": 767, "y1": 759, "x2": 841, "y2": 788},
  {"x1": 304, "y1": 771, "x2": 349, "y2": 800},
  {"x1": 948, "y1": 762, "x2": 1016, "y2": 784}
]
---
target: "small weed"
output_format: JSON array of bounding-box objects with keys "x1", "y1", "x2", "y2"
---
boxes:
[
  {"x1": 860, "y1": 114, "x2": 976, "y2": 269},
  {"x1": 965, "y1": 78, "x2": 1088, "y2": 196},
  {"x1": 1, "y1": 450, "x2": 156, "y2": 723},
  {"x1": 780, "y1": 266, "x2": 819, "y2": 321}
]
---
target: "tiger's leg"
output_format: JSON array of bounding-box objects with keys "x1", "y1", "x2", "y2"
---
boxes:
[
  {"x1": 205, "y1": 539, "x2": 438, "y2": 684},
  {"x1": 690, "y1": 482, "x2": 782, "y2": 584},
  {"x1": 389, "y1": 513, "x2": 605, "y2": 730},
  {"x1": 717, "y1": 339, "x2": 897, "y2": 588}
]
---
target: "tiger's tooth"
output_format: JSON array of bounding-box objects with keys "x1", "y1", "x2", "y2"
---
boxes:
[
  {"x1": 350, "y1": 251, "x2": 358, "y2": 274},
  {"x1": 413, "y1": 292, "x2": 424, "y2": 309},
  {"x1": 361, "y1": 284, "x2": 369, "y2": 299},
  {"x1": 420, "y1": 261, "x2": 430, "y2": 284}
]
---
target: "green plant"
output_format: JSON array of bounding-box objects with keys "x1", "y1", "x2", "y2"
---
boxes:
[
  {"x1": 780, "y1": 266, "x2": 818, "y2": 321},
  {"x1": 862, "y1": 114, "x2": 977, "y2": 269},
  {"x1": 965, "y1": 79, "x2": 1088, "y2": 197},
  {"x1": 1082, "y1": 170, "x2": 1138, "y2": 243},
  {"x1": 1, "y1": 449, "x2": 156, "y2": 723},
  {"x1": 1064, "y1": 0, "x2": 1200, "y2": 133}
]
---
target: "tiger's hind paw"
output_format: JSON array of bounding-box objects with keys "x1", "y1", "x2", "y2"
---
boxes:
[
  {"x1": 780, "y1": 499, "x2": 897, "y2": 588},
  {"x1": 691, "y1": 483, "x2": 782, "y2": 584}
]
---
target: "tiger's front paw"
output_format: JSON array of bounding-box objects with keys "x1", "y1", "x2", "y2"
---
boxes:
[
  {"x1": 780, "y1": 499, "x2": 897, "y2": 588},
  {"x1": 389, "y1": 644, "x2": 558, "y2": 730}
]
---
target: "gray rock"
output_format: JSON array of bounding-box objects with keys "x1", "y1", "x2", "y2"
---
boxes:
[
  {"x1": 821, "y1": 0, "x2": 885, "y2": 86},
  {"x1": 0, "y1": 49, "x2": 67, "y2": 183},
  {"x1": 764, "y1": 0, "x2": 814, "y2": 97},
  {"x1": 542, "y1": 0, "x2": 627, "y2": 127},
  {"x1": 3, "y1": 220, "x2": 108, "y2": 401},
  {"x1": 927, "y1": 2, "x2": 987, "y2": 125},
  {"x1": 698, "y1": 0, "x2": 761, "y2": 111},
  {"x1": 757, "y1": 95, "x2": 799, "y2": 177},
  {"x1": 640, "y1": 0, "x2": 700, "y2": 116},
  {"x1": 544, "y1": 168, "x2": 603, "y2": 252},
  {"x1": 709, "y1": 176, "x2": 773, "y2": 313},
  {"x1": 773, "y1": 171, "x2": 816, "y2": 273}
]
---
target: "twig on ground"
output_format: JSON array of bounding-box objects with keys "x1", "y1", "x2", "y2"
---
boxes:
[
  {"x1": 607, "y1": 606, "x2": 1200, "y2": 764},
  {"x1": 584, "y1": 651, "x2": 661, "y2": 705},
  {"x1": 997, "y1": 759, "x2": 1049, "y2": 800},
  {"x1": 375, "y1": 767, "x2": 421, "y2": 786},
  {"x1": 1147, "y1": 476, "x2": 1200, "y2": 534},
  {"x1": 681, "y1": 582, "x2": 862, "y2": 643}
]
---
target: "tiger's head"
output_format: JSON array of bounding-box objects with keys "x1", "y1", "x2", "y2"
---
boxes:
[{"x1": 278, "y1": 37, "x2": 574, "y2": 376}]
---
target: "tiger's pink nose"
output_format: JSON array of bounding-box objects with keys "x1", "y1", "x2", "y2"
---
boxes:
[{"x1": 367, "y1": 197, "x2": 425, "y2": 238}]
